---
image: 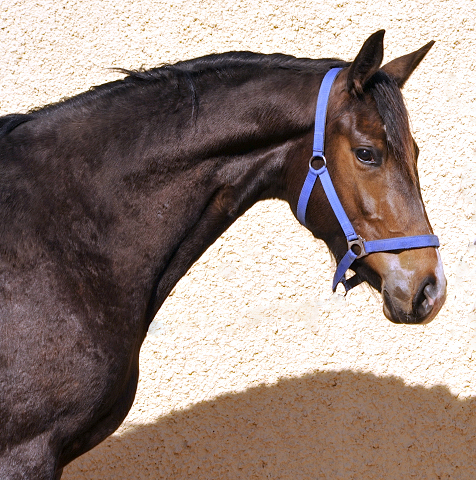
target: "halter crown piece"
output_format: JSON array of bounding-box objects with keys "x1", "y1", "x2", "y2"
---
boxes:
[{"x1": 296, "y1": 68, "x2": 440, "y2": 292}]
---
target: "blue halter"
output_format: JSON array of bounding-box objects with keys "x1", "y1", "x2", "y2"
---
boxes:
[{"x1": 296, "y1": 67, "x2": 440, "y2": 292}]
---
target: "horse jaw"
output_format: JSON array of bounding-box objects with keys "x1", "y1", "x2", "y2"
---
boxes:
[{"x1": 379, "y1": 250, "x2": 446, "y2": 325}]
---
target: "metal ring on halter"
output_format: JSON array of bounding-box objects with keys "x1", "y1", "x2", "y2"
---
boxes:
[
  {"x1": 309, "y1": 155, "x2": 327, "y2": 175},
  {"x1": 347, "y1": 236, "x2": 367, "y2": 259}
]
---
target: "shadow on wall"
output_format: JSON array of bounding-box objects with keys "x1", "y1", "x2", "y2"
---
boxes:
[{"x1": 63, "y1": 370, "x2": 476, "y2": 479}]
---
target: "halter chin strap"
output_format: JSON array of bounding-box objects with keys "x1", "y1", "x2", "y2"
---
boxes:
[{"x1": 297, "y1": 67, "x2": 440, "y2": 292}]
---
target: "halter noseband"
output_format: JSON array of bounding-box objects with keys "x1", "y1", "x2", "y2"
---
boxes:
[{"x1": 296, "y1": 68, "x2": 440, "y2": 292}]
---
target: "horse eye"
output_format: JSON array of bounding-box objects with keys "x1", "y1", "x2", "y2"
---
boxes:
[{"x1": 355, "y1": 148, "x2": 375, "y2": 164}]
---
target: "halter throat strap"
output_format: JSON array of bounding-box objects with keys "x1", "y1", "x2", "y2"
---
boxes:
[{"x1": 296, "y1": 67, "x2": 439, "y2": 292}]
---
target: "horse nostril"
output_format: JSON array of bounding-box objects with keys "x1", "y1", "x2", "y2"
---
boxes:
[{"x1": 413, "y1": 278, "x2": 437, "y2": 318}]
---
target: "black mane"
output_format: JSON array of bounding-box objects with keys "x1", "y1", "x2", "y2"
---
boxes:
[
  {"x1": 0, "y1": 113, "x2": 34, "y2": 137},
  {"x1": 0, "y1": 52, "x2": 347, "y2": 138},
  {"x1": 124, "y1": 52, "x2": 345, "y2": 80},
  {"x1": 0, "y1": 51, "x2": 410, "y2": 167}
]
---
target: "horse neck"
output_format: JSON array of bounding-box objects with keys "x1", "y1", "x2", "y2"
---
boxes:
[
  {"x1": 65, "y1": 68, "x2": 317, "y2": 224},
  {"x1": 21, "y1": 68, "x2": 322, "y2": 322},
  {"x1": 114, "y1": 71, "x2": 320, "y2": 312}
]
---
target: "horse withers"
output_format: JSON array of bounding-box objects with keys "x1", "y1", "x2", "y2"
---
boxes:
[{"x1": 0, "y1": 30, "x2": 445, "y2": 478}]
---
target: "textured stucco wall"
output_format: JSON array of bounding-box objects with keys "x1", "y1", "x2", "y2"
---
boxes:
[{"x1": 1, "y1": 1, "x2": 476, "y2": 478}]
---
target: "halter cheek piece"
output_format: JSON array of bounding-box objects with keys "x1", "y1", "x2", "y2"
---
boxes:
[{"x1": 296, "y1": 68, "x2": 440, "y2": 292}]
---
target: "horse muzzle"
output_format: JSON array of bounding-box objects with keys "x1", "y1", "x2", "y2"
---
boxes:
[{"x1": 381, "y1": 252, "x2": 447, "y2": 324}]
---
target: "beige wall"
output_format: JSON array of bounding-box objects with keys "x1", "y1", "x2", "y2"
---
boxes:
[{"x1": 2, "y1": 1, "x2": 476, "y2": 478}]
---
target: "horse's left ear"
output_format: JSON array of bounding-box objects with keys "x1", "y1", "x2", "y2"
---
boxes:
[
  {"x1": 381, "y1": 41, "x2": 435, "y2": 88},
  {"x1": 347, "y1": 30, "x2": 385, "y2": 96}
]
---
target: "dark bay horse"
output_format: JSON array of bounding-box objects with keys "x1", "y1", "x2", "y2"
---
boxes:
[{"x1": 0, "y1": 30, "x2": 446, "y2": 478}]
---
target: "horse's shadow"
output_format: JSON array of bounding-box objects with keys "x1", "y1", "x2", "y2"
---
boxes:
[{"x1": 63, "y1": 370, "x2": 476, "y2": 479}]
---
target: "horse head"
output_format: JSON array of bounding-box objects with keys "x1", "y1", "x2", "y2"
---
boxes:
[{"x1": 294, "y1": 31, "x2": 446, "y2": 324}]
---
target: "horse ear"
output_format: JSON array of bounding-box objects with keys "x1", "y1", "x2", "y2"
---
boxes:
[
  {"x1": 347, "y1": 30, "x2": 385, "y2": 95},
  {"x1": 381, "y1": 41, "x2": 435, "y2": 88}
]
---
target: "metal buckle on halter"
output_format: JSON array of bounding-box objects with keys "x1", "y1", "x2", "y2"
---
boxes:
[{"x1": 347, "y1": 236, "x2": 367, "y2": 259}]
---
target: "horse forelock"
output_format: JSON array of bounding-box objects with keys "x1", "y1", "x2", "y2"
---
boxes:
[{"x1": 367, "y1": 71, "x2": 416, "y2": 181}]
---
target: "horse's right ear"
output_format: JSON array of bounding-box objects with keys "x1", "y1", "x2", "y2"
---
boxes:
[
  {"x1": 347, "y1": 30, "x2": 385, "y2": 96},
  {"x1": 381, "y1": 41, "x2": 435, "y2": 88}
]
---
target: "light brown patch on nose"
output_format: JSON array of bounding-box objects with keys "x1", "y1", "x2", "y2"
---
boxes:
[{"x1": 365, "y1": 248, "x2": 446, "y2": 324}]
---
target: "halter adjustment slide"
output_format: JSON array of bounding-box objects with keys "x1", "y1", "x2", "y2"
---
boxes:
[{"x1": 347, "y1": 236, "x2": 367, "y2": 259}]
